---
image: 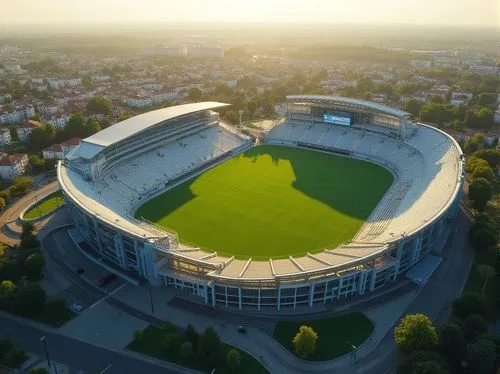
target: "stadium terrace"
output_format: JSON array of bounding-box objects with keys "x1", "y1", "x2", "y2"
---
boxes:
[{"x1": 58, "y1": 96, "x2": 464, "y2": 313}]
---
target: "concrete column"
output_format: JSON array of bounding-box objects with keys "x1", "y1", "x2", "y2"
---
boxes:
[
  {"x1": 238, "y1": 288, "x2": 242, "y2": 310},
  {"x1": 92, "y1": 218, "x2": 104, "y2": 254},
  {"x1": 258, "y1": 288, "x2": 261, "y2": 311},
  {"x1": 337, "y1": 277, "x2": 343, "y2": 300},
  {"x1": 211, "y1": 284, "x2": 216, "y2": 307},
  {"x1": 277, "y1": 286, "x2": 281, "y2": 311},
  {"x1": 369, "y1": 269, "x2": 377, "y2": 291},
  {"x1": 204, "y1": 285, "x2": 208, "y2": 305},
  {"x1": 392, "y1": 241, "x2": 404, "y2": 280},
  {"x1": 113, "y1": 233, "x2": 126, "y2": 269},
  {"x1": 309, "y1": 283, "x2": 315, "y2": 308}
]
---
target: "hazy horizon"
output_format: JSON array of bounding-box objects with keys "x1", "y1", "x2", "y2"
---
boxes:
[{"x1": 2, "y1": 0, "x2": 499, "y2": 28}]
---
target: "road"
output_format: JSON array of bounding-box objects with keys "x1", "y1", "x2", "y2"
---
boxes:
[
  {"x1": 351, "y1": 206, "x2": 473, "y2": 373},
  {"x1": 0, "y1": 180, "x2": 59, "y2": 245},
  {"x1": 0, "y1": 316, "x2": 187, "y2": 374}
]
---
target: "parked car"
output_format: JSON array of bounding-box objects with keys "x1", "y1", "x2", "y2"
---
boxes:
[{"x1": 98, "y1": 273, "x2": 117, "y2": 287}]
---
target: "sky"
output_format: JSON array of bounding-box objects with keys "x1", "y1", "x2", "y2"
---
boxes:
[{"x1": 1, "y1": 0, "x2": 498, "y2": 27}]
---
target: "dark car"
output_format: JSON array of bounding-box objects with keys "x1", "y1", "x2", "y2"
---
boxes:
[
  {"x1": 98, "y1": 273, "x2": 117, "y2": 287},
  {"x1": 237, "y1": 325, "x2": 247, "y2": 333},
  {"x1": 75, "y1": 267, "x2": 85, "y2": 275}
]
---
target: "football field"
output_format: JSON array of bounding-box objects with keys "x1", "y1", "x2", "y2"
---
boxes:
[{"x1": 135, "y1": 145, "x2": 393, "y2": 258}]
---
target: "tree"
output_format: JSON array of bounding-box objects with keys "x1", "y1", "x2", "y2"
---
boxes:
[
  {"x1": 476, "y1": 108, "x2": 494, "y2": 130},
  {"x1": 86, "y1": 95, "x2": 112, "y2": 115},
  {"x1": 471, "y1": 164, "x2": 495, "y2": 183},
  {"x1": 164, "y1": 332, "x2": 181, "y2": 354},
  {"x1": 27, "y1": 125, "x2": 56, "y2": 153},
  {"x1": 397, "y1": 350, "x2": 449, "y2": 374},
  {"x1": 0, "y1": 190, "x2": 8, "y2": 205},
  {"x1": 179, "y1": 341, "x2": 193, "y2": 359},
  {"x1": 466, "y1": 339, "x2": 496, "y2": 374},
  {"x1": 197, "y1": 327, "x2": 223, "y2": 368},
  {"x1": 9, "y1": 178, "x2": 33, "y2": 198},
  {"x1": 409, "y1": 360, "x2": 449, "y2": 374},
  {"x1": 44, "y1": 297, "x2": 67, "y2": 320},
  {"x1": 468, "y1": 178, "x2": 493, "y2": 211},
  {"x1": 0, "y1": 198, "x2": 5, "y2": 211},
  {"x1": 0, "y1": 280, "x2": 16, "y2": 309},
  {"x1": 464, "y1": 133, "x2": 485, "y2": 154},
  {"x1": 185, "y1": 324, "x2": 199, "y2": 348},
  {"x1": 404, "y1": 100, "x2": 425, "y2": 117},
  {"x1": 437, "y1": 322, "x2": 466, "y2": 368},
  {"x1": 452, "y1": 292, "x2": 490, "y2": 320},
  {"x1": 224, "y1": 110, "x2": 238, "y2": 125},
  {"x1": 476, "y1": 264, "x2": 496, "y2": 295},
  {"x1": 20, "y1": 221, "x2": 38, "y2": 249},
  {"x1": 226, "y1": 348, "x2": 241, "y2": 371},
  {"x1": 246, "y1": 100, "x2": 257, "y2": 119},
  {"x1": 82, "y1": 75, "x2": 93, "y2": 90},
  {"x1": 28, "y1": 155, "x2": 45, "y2": 174},
  {"x1": 188, "y1": 87, "x2": 203, "y2": 102},
  {"x1": 10, "y1": 283, "x2": 47, "y2": 317},
  {"x1": 473, "y1": 149, "x2": 500, "y2": 169},
  {"x1": 29, "y1": 369, "x2": 49, "y2": 374},
  {"x1": 292, "y1": 325, "x2": 318, "y2": 359},
  {"x1": 463, "y1": 314, "x2": 488, "y2": 341},
  {"x1": 0, "y1": 259, "x2": 20, "y2": 282},
  {"x1": 84, "y1": 118, "x2": 101, "y2": 137},
  {"x1": 477, "y1": 93, "x2": 496, "y2": 107},
  {"x1": 394, "y1": 314, "x2": 438, "y2": 353},
  {"x1": 470, "y1": 227, "x2": 497, "y2": 252}
]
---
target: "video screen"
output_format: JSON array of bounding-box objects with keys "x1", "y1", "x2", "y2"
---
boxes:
[{"x1": 323, "y1": 112, "x2": 351, "y2": 126}]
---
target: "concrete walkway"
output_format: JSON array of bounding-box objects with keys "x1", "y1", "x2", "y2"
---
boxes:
[
  {"x1": 12, "y1": 180, "x2": 472, "y2": 374},
  {"x1": 0, "y1": 180, "x2": 59, "y2": 245}
]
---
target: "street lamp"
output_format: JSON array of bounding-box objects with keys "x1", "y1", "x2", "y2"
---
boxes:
[
  {"x1": 347, "y1": 340, "x2": 357, "y2": 363},
  {"x1": 40, "y1": 336, "x2": 58, "y2": 374},
  {"x1": 148, "y1": 283, "x2": 155, "y2": 314}
]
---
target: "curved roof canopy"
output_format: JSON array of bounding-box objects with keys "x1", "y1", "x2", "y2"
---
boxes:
[
  {"x1": 71, "y1": 102, "x2": 229, "y2": 160},
  {"x1": 286, "y1": 95, "x2": 410, "y2": 118}
]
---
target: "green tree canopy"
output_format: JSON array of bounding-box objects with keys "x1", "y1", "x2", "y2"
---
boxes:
[
  {"x1": 23, "y1": 253, "x2": 44, "y2": 281},
  {"x1": 470, "y1": 226, "x2": 497, "y2": 252},
  {"x1": 471, "y1": 164, "x2": 495, "y2": 183},
  {"x1": 292, "y1": 325, "x2": 318, "y2": 359},
  {"x1": 437, "y1": 322, "x2": 466, "y2": 368},
  {"x1": 473, "y1": 149, "x2": 500, "y2": 169},
  {"x1": 477, "y1": 264, "x2": 496, "y2": 295},
  {"x1": 188, "y1": 87, "x2": 203, "y2": 102},
  {"x1": 404, "y1": 100, "x2": 425, "y2": 117},
  {"x1": 463, "y1": 314, "x2": 488, "y2": 342},
  {"x1": 452, "y1": 292, "x2": 490, "y2": 320},
  {"x1": 247, "y1": 100, "x2": 257, "y2": 119},
  {"x1": 0, "y1": 198, "x2": 5, "y2": 211},
  {"x1": 468, "y1": 178, "x2": 493, "y2": 211},
  {"x1": 226, "y1": 348, "x2": 241, "y2": 371},
  {"x1": 86, "y1": 95, "x2": 112, "y2": 115},
  {"x1": 179, "y1": 341, "x2": 193, "y2": 359},
  {"x1": 196, "y1": 327, "x2": 223, "y2": 368},
  {"x1": 10, "y1": 283, "x2": 47, "y2": 317},
  {"x1": 224, "y1": 110, "x2": 238, "y2": 125},
  {"x1": 466, "y1": 339, "x2": 496, "y2": 374},
  {"x1": 394, "y1": 314, "x2": 438, "y2": 353}
]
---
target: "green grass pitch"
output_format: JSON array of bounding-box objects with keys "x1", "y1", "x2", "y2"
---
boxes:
[{"x1": 135, "y1": 145, "x2": 393, "y2": 258}]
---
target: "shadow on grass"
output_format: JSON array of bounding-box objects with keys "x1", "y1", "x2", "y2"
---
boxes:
[{"x1": 135, "y1": 144, "x2": 393, "y2": 223}]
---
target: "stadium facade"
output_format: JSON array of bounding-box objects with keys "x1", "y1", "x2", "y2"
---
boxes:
[{"x1": 58, "y1": 96, "x2": 464, "y2": 312}]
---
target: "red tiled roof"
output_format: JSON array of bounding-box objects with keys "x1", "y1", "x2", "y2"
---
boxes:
[
  {"x1": 0, "y1": 153, "x2": 27, "y2": 166},
  {"x1": 62, "y1": 138, "x2": 81, "y2": 146},
  {"x1": 43, "y1": 144, "x2": 64, "y2": 153}
]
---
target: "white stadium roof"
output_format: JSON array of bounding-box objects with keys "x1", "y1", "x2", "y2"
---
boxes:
[
  {"x1": 287, "y1": 95, "x2": 410, "y2": 118},
  {"x1": 73, "y1": 102, "x2": 229, "y2": 159}
]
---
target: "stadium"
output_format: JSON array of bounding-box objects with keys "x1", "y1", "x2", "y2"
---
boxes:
[{"x1": 57, "y1": 95, "x2": 464, "y2": 312}]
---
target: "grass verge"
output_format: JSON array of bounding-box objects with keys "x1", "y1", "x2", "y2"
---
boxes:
[{"x1": 273, "y1": 312, "x2": 374, "y2": 361}]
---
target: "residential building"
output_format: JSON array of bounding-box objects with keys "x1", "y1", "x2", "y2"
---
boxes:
[
  {"x1": 469, "y1": 65, "x2": 499, "y2": 75},
  {"x1": 410, "y1": 60, "x2": 432, "y2": 69},
  {"x1": 0, "y1": 129, "x2": 12, "y2": 146},
  {"x1": 0, "y1": 153, "x2": 28, "y2": 179},
  {"x1": 16, "y1": 120, "x2": 42, "y2": 142},
  {"x1": 450, "y1": 92, "x2": 473, "y2": 106},
  {"x1": 0, "y1": 106, "x2": 35, "y2": 124},
  {"x1": 42, "y1": 138, "x2": 81, "y2": 160}
]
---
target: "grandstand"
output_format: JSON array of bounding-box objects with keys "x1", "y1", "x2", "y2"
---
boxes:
[{"x1": 58, "y1": 97, "x2": 464, "y2": 312}]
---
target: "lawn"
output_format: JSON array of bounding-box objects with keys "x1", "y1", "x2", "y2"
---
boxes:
[
  {"x1": 135, "y1": 145, "x2": 392, "y2": 258},
  {"x1": 127, "y1": 325, "x2": 268, "y2": 374},
  {"x1": 23, "y1": 191, "x2": 64, "y2": 220},
  {"x1": 273, "y1": 312, "x2": 375, "y2": 361}
]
